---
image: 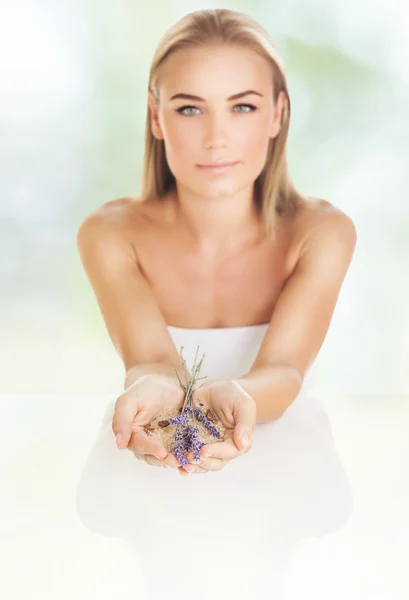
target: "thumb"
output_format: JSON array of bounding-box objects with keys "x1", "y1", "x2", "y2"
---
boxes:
[
  {"x1": 231, "y1": 381, "x2": 254, "y2": 452},
  {"x1": 233, "y1": 426, "x2": 250, "y2": 452},
  {"x1": 112, "y1": 394, "x2": 137, "y2": 449}
]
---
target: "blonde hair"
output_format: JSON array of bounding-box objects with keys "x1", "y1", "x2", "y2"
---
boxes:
[{"x1": 140, "y1": 8, "x2": 305, "y2": 240}]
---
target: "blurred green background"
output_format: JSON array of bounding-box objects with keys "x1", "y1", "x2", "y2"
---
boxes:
[{"x1": 1, "y1": 0, "x2": 408, "y2": 393}]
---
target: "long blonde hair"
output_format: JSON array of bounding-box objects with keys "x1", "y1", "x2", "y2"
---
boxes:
[{"x1": 140, "y1": 8, "x2": 305, "y2": 240}]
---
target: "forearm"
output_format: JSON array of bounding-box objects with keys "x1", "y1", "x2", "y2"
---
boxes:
[
  {"x1": 124, "y1": 360, "x2": 193, "y2": 391},
  {"x1": 233, "y1": 364, "x2": 303, "y2": 423}
]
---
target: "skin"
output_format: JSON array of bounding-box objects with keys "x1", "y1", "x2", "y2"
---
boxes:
[
  {"x1": 83, "y1": 44, "x2": 356, "y2": 477},
  {"x1": 144, "y1": 44, "x2": 322, "y2": 475},
  {"x1": 147, "y1": 43, "x2": 287, "y2": 259},
  {"x1": 108, "y1": 195, "x2": 356, "y2": 478}
]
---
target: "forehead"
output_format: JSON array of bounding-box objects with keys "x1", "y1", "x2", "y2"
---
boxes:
[{"x1": 159, "y1": 44, "x2": 272, "y2": 98}]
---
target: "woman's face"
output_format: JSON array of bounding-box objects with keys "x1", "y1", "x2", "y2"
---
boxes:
[{"x1": 148, "y1": 44, "x2": 286, "y2": 198}]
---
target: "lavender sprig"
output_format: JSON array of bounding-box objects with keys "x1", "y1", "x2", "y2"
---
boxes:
[
  {"x1": 168, "y1": 345, "x2": 220, "y2": 464},
  {"x1": 172, "y1": 424, "x2": 188, "y2": 466},
  {"x1": 193, "y1": 407, "x2": 221, "y2": 439}
]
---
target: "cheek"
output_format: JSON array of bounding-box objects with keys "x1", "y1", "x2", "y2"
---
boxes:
[
  {"x1": 242, "y1": 125, "x2": 270, "y2": 157},
  {"x1": 162, "y1": 119, "x2": 197, "y2": 158},
  {"x1": 245, "y1": 128, "x2": 272, "y2": 174}
]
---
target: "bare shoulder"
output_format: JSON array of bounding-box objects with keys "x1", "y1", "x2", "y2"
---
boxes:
[
  {"x1": 94, "y1": 196, "x2": 145, "y2": 222},
  {"x1": 286, "y1": 197, "x2": 357, "y2": 290},
  {"x1": 295, "y1": 197, "x2": 357, "y2": 253},
  {"x1": 76, "y1": 197, "x2": 148, "y2": 264},
  {"x1": 79, "y1": 195, "x2": 149, "y2": 234}
]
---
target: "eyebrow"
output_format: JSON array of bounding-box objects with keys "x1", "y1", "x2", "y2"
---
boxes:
[{"x1": 169, "y1": 89, "x2": 264, "y2": 102}]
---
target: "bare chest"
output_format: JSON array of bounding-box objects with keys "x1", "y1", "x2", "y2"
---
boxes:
[{"x1": 132, "y1": 218, "x2": 299, "y2": 329}]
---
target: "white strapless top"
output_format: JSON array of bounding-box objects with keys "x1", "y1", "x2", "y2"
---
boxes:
[{"x1": 167, "y1": 322, "x2": 316, "y2": 410}]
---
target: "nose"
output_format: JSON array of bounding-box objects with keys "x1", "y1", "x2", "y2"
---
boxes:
[{"x1": 204, "y1": 115, "x2": 228, "y2": 149}]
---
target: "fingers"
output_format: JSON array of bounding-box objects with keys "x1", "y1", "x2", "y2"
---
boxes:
[
  {"x1": 178, "y1": 464, "x2": 209, "y2": 476},
  {"x1": 232, "y1": 426, "x2": 253, "y2": 453},
  {"x1": 144, "y1": 454, "x2": 166, "y2": 468},
  {"x1": 128, "y1": 431, "x2": 182, "y2": 468},
  {"x1": 192, "y1": 439, "x2": 243, "y2": 462},
  {"x1": 128, "y1": 430, "x2": 168, "y2": 461},
  {"x1": 139, "y1": 454, "x2": 174, "y2": 469},
  {"x1": 134, "y1": 449, "x2": 214, "y2": 474},
  {"x1": 112, "y1": 392, "x2": 139, "y2": 448},
  {"x1": 141, "y1": 453, "x2": 204, "y2": 473},
  {"x1": 184, "y1": 450, "x2": 226, "y2": 472}
]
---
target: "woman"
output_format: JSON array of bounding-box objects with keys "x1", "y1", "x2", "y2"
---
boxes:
[{"x1": 76, "y1": 8, "x2": 355, "y2": 599}]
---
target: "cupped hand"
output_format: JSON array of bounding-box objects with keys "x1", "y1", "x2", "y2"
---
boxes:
[
  {"x1": 112, "y1": 373, "x2": 186, "y2": 469},
  {"x1": 177, "y1": 378, "x2": 257, "y2": 476}
]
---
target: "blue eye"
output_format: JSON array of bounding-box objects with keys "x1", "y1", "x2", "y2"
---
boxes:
[
  {"x1": 234, "y1": 104, "x2": 257, "y2": 113},
  {"x1": 234, "y1": 104, "x2": 257, "y2": 112},
  {"x1": 176, "y1": 106, "x2": 199, "y2": 116},
  {"x1": 176, "y1": 103, "x2": 257, "y2": 116}
]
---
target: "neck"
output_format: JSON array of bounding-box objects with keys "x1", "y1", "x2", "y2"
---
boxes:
[{"x1": 169, "y1": 182, "x2": 264, "y2": 257}]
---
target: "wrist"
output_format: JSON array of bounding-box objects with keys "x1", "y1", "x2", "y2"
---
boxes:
[
  {"x1": 230, "y1": 378, "x2": 256, "y2": 404},
  {"x1": 124, "y1": 361, "x2": 192, "y2": 391}
]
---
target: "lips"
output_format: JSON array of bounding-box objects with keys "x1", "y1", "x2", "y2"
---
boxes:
[{"x1": 197, "y1": 161, "x2": 238, "y2": 167}]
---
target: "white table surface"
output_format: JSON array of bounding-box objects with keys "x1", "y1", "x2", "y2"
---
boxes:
[{"x1": 1, "y1": 393, "x2": 408, "y2": 600}]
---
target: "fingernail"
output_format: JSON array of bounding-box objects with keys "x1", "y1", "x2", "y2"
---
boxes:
[
  {"x1": 241, "y1": 433, "x2": 249, "y2": 448},
  {"x1": 116, "y1": 433, "x2": 123, "y2": 446}
]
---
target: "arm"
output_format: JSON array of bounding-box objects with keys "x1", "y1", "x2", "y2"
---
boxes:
[
  {"x1": 233, "y1": 210, "x2": 357, "y2": 423},
  {"x1": 76, "y1": 208, "x2": 191, "y2": 391},
  {"x1": 124, "y1": 361, "x2": 192, "y2": 391}
]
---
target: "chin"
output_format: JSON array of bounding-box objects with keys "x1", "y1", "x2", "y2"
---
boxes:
[
  {"x1": 199, "y1": 176, "x2": 243, "y2": 190},
  {"x1": 202, "y1": 185, "x2": 240, "y2": 198}
]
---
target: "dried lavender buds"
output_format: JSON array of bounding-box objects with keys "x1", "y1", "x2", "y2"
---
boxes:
[{"x1": 145, "y1": 346, "x2": 226, "y2": 466}]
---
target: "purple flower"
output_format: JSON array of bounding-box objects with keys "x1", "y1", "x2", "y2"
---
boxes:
[
  {"x1": 168, "y1": 416, "x2": 183, "y2": 425},
  {"x1": 194, "y1": 407, "x2": 221, "y2": 438},
  {"x1": 169, "y1": 345, "x2": 220, "y2": 466},
  {"x1": 172, "y1": 424, "x2": 189, "y2": 466}
]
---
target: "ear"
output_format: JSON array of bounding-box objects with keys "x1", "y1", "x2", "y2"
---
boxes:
[
  {"x1": 147, "y1": 90, "x2": 164, "y2": 140},
  {"x1": 269, "y1": 90, "x2": 287, "y2": 139}
]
